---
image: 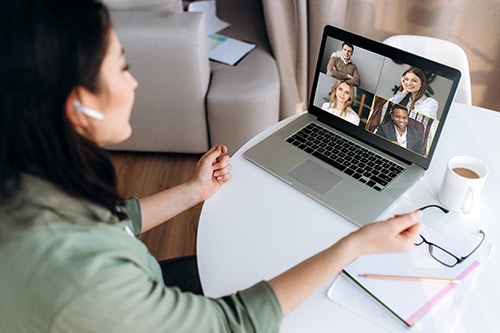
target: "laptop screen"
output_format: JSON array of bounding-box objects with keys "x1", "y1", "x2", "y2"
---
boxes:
[{"x1": 309, "y1": 26, "x2": 460, "y2": 169}]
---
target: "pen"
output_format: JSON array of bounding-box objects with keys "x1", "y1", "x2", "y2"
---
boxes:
[{"x1": 359, "y1": 274, "x2": 462, "y2": 284}]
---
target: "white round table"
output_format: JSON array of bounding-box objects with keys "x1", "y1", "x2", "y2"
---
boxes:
[{"x1": 197, "y1": 103, "x2": 500, "y2": 332}]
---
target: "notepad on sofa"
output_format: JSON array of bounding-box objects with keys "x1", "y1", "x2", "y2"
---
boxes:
[{"x1": 207, "y1": 34, "x2": 256, "y2": 66}]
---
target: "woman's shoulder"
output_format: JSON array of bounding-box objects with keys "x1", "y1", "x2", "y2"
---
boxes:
[
  {"x1": 416, "y1": 95, "x2": 438, "y2": 118},
  {"x1": 345, "y1": 107, "x2": 360, "y2": 125},
  {"x1": 420, "y1": 95, "x2": 438, "y2": 105},
  {"x1": 347, "y1": 107, "x2": 360, "y2": 119}
]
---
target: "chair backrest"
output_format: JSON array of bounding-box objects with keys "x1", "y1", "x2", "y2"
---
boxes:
[{"x1": 383, "y1": 35, "x2": 472, "y2": 105}]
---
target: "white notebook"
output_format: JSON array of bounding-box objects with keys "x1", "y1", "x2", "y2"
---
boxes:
[
  {"x1": 330, "y1": 217, "x2": 490, "y2": 329},
  {"x1": 207, "y1": 34, "x2": 256, "y2": 66}
]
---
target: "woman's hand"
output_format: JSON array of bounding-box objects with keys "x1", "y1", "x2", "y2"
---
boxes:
[
  {"x1": 401, "y1": 76, "x2": 409, "y2": 95},
  {"x1": 347, "y1": 210, "x2": 422, "y2": 257},
  {"x1": 190, "y1": 145, "x2": 232, "y2": 202}
]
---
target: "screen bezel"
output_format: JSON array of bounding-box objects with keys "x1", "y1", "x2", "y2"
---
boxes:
[{"x1": 308, "y1": 25, "x2": 461, "y2": 170}]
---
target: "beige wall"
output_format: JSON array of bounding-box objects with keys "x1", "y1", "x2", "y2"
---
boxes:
[{"x1": 341, "y1": 0, "x2": 500, "y2": 111}]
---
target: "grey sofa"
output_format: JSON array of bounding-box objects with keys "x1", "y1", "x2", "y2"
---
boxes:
[{"x1": 106, "y1": 0, "x2": 280, "y2": 155}]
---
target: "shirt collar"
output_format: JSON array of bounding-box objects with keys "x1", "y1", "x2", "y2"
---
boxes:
[
  {"x1": 394, "y1": 125, "x2": 408, "y2": 146},
  {"x1": 341, "y1": 56, "x2": 351, "y2": 64}
]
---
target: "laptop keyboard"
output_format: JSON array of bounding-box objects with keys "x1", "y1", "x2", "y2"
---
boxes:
[{"x1": 285, "y1": 123, "x2": 405, "y2": 191}]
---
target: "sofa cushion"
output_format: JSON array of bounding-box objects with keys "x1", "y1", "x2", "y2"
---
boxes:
[{"x1": 104, "y1": 0, "x2": 182, "y2": 12}]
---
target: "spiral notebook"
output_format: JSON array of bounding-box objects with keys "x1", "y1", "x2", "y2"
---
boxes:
[
  {"x1": 342, "y1": 256, "x2": 480, "y2": 327},
  {"x1": 331, "y1": 223, "x2": 489, "y2": 329}
]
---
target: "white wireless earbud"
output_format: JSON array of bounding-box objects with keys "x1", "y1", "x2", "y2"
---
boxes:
[{"x1": 73, "y1": 100, "x2": 104, "y2": 120}]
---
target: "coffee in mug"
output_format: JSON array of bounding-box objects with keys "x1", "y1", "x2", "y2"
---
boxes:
[
  {"x1": 439, "y1": 156, "x2": 488, "y2": 214},
  {"x1": 452, "y1": 167, "x2": 480, "y2": 179}
]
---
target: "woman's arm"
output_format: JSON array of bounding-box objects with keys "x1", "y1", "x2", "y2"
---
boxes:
[
  {"x1": 390, "y1": 90, "x2": 406, "y2": 104},
  {"x1": 139, "y1": 145, "x2": 231, "y2": 233},
  {"x1": 269, "y1": 211, "x2": 422, "y2": 316}
]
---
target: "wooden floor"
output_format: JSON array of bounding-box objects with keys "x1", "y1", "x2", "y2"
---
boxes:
[{"x1": 109, "y1": 151, "x2": 202, "y2": 261}]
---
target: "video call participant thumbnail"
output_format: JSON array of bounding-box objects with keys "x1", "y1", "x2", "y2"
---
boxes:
[
  {"x1": 321, "y1": 80, "x2": 360, "y2": 126},
  {"x1": 375, "y1": 104, "x2": 423, "y2": 154},
  {"x1": 326, "y1": 42, "x2": 361, "y2": 86},
  {"x1": 390, "y1": 67, "x2": 438, "y2": 119}
]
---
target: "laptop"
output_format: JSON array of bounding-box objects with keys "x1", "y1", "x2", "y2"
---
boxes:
[{"x1": 244, "y1": 25, "x2": 461, "y2": 226}]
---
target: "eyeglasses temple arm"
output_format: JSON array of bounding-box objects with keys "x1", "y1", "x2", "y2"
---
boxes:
[{"x1": 418, "y1": 204, "x2": 450, "y2": 214}]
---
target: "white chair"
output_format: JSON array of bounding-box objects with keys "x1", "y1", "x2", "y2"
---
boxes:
[{"x1": 383, "y1": 35, "x2": 472, "y2": 105}]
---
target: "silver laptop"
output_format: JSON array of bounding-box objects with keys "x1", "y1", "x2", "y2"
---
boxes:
[{"x1": 244, "y1": 25, "x2": 461, "y2": 226}]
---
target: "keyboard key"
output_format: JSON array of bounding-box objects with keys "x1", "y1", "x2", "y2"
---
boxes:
[
  {"x1": 296, "y1": 131, "x2": 306, "y2": 137},
  {"x1": 345, "y1": 168, "x2": 355, "y2": 176},
  {"x1": 378, "y1": 173, "x2": 392, "y2": 182},
  {"x1": 367, "y1": 180, "x2": 376, "y2": 187},
  {"x1": 373, "y1": 185, "x2": 382, "y2": 191},
  {"x1": 370, "y1": 175, "x2": 388, "y2": 186},
  {"x1": 312, "y1": 152, "x2": 346, "y2": 172},
  {"x1": 353, "y1": 173, "x2": 362, "y2": 179}
]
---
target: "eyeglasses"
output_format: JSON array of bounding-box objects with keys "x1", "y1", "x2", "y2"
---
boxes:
[{"x1": 415, "y1": 205, "x2": 486, "y2": 267}]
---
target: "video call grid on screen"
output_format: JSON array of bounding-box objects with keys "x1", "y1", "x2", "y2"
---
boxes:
[{"x1": 309, "y1": 29, "x2": 459, "y2": 168}]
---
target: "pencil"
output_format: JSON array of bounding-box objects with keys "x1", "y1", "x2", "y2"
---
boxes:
[{"x1": 359, "y1": 273, "x2": 462, "y2": 284}]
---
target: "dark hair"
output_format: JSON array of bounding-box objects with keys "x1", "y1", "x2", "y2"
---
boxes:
[
  {"x1": 391, "y1": 104, "x2": 409, "y2": 114},
  {"x1": 0, "y1": 0, "x2": 127, "y2": 220},
  {"x1": 342, "y1": 42, "x2": 354, "y2": 52},
  {"x1": 399, "y1": 67, "x2": 427, "y2": 110}
]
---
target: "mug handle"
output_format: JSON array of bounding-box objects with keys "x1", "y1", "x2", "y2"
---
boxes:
[{"x1": 461, "y1": 187, "x2": 474, "y2": 214}]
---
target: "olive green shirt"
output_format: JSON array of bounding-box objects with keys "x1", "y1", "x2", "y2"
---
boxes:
[{"x1": 0, "y1": 175, "x2": 282, "y2": 332}]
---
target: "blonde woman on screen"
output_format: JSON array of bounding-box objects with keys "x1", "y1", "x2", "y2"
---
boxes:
[{"x1": 321, "y1": 80, "x2": 360, "y2": 126}]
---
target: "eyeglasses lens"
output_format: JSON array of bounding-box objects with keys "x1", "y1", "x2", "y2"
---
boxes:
[{"x1": 429, "y1": 245, "x2": 458, "y2": 266}]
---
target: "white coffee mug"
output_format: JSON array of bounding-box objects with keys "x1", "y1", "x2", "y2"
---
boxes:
[{"x1": 438, "y1": 156, "x2": 489, "y2": 214}]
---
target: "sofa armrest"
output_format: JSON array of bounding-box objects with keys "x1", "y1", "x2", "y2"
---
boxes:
[{"x1": 109, "y1": 11, "x2": 210, "y2": 153}]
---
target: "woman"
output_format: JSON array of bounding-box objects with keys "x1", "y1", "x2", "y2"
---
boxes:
[
  {"x1": 321, "y1": 80, "x2": 360, "y2": 126},
  {"x1": 0, "y1": 0, "x2": 422, "y2": 331},
  {"x1": 390, "y1": 67, "x2": 439, "y2": 119}
]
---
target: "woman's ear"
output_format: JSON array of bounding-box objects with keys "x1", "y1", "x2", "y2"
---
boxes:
[{"x1": 65, "y1": 88, "x2": 90, "y2": 133}]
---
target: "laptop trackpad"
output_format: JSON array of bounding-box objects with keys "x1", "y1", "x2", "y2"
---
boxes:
[{"x1": 287, "y1": 159, "x2": 341, "y2": 194}]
